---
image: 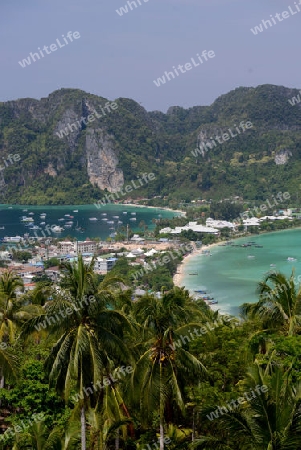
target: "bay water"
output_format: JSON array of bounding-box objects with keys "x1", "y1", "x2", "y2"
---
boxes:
[
  {"x1": 0, "y1": 204, "x2": 178, "y2": 241},
  {"x1": 180, "y1": 228, "x2": 301, "y2": 316}
]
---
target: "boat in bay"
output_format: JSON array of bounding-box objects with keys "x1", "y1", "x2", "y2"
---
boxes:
[{"x1": 52, "y1": 226, "x2": 64, "y2": 233}]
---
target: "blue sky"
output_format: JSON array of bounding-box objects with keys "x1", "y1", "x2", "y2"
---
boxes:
[{"x1": 1, "y1": 0, "x2": 300, "y2": 111}]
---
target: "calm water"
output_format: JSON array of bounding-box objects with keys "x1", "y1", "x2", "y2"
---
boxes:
[
  {"x1": 0, "y1": 204, "x2": 178, "y2": 241},
  {"x1": 180, "y1": 228, "x2": 301, "y2": 316}
]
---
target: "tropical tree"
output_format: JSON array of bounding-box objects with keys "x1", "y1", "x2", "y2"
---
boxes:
[
  {"x1": 241, "y1": 270, "x2": 301, "y2": 336},
  {"x1": 131, "y1": 288, "x2": 208, "y2": 450},
  {"x1": 194, "y1": 362, "x2": 301, "y2": 450},
  {"x1": 0, "y1": 271, "x2": 39, "y2": 388},
  {"x1": 0, "y1": 271, "x2": 27, "y2": 339},
  {"x1": 25, "y1": 281, "x2": 54, "y2": 307},
  {"x1": 21, "y1": 255, "x2": 132, "y2": 450},
  {"x1": 11, "y1": 420, "x2": 80, "y2": 450}
]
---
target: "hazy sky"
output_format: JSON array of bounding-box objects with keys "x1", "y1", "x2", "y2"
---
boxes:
[{"x1": 1, "y1": 0, "x2": 300, "y2": 112}]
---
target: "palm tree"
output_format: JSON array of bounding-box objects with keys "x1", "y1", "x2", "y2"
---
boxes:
[
  {"x1": 0, "y1": 271, "x2": 25, "y2": 344},
  {"x1": 0, "y1": 271, "x2": 39, "y2": 388},
  {"x1": 11, "y1": 420, "x2": 80, "y2": 449},
  {"x1": 25, "y1": 281, "x2": 54, "y2": 307},
  {"x1": 241, "y1": 270, "x2": 301, "y2": 335},
  {"x1": 0, "y1": 345, "x2": 17, "y2": 384},
  {"x1": 194, "y1": 362, "x2": 301, "y2": 449},
  {"x1": 87, "y1": 388, "x2": 132, "y2": 450},
  {"x1": 131, "y1": 288, "x2": 208, "y2": 450},
  {"x1": 22, "y1": 255, "x2": 132, "y2": 450}
]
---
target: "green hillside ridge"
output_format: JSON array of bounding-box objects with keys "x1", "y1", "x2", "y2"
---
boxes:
[{"x1": 0, "y1": 84, "x2": 301, "y2": 205}]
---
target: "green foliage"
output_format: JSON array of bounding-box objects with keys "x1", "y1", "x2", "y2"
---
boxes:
[
  {"x1": 12, "y1": 250, "x2": 32, "y2": 263},
  {"x1": 0, "y1": 264, "x2": 301, "y2": 448},
  {"x1": 210, "y1": 201, "x2": 243, "y2": 221},
  {"x1": 43, "y1": 257, "x2": 60, "y2": 269},
  {"x1": 0, "y1": 359, "x2": 66, "y2": 426},
  {"x1": 1, "y1": 85, "x2": 301, "y2": 205}
]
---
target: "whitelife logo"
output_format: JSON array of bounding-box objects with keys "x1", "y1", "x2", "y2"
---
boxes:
[
  {"x1": 94, "y1": 173, "x2": 155, "y2": 209},
  {"x1": 0, "y1": 154, "x2": 20, "y2": 171},
  {"x1": 116, "y1": 0, "x2": 150, "y2": 16},
  {"x1": 153, "y1": 50, "x2": 215, "y2": 87},
  {"x1": 206, "y1": 385, "x2": 268, "y2": 421},
  {"x1": 288, "y1": 90, "x2": 301, "y2": 106},
  {"x1": 18, "y1": 31, "x2": 81, "y2": 68},
  {"x1": 191, "y1": 121, "x2": 253, "y2": 158},
  {"x1": 55, "y1": 102, "x2": 118, "y2": 139},
  {"x1": 250, "y1": 1, "x2": 301, "y2": 35}
]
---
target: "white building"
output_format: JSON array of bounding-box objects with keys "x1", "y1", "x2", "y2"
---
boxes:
[
  {"x1": 206, "y1": 218, "x2": 235, "y2": 229},
  {"x1": 76, "y1": 240, "x2": 97, "y2": 254},
  {"x1": 93, "y1": 257, "x2": 116, "y2": 274},
  {"x1": 59, "y1": 240, "x2": 97, "y2": 254},
  {"x1": 59, "y1": 241, "x2": 74, "y2": 254},
  {"x1": 160, "y1": 222, "x2": 219, "y2": 235},
  {"x1": 242, "y1": 217, "x2": 261, "y2": 227}
]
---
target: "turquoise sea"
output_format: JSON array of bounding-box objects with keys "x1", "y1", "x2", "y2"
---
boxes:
[
  {"x1": 0, "y1": 204, "x2": 179, "y2": 241},
  {"x1": 180, "y1": 228, "x2": 301, "y2": 317}
]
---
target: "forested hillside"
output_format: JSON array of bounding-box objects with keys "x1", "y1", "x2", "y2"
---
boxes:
[{"x1": 0, "y1": 84, "x2": 301, "y2": 205}]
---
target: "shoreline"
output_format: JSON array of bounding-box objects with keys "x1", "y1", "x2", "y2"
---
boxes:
[
  {"x1": 173, "y1": 226, "x2": 301, "y2": 290},
  {"x1": 120, "y1": 203, "x2": 186, "y2": 217},
  {"x1": 173, "y1": 242, "x2": 221, "y2": 287}
]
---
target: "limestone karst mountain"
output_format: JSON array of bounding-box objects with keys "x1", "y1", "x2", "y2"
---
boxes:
[{"x1": 0, "y1": 84, "x2": 301, "y2": 204}]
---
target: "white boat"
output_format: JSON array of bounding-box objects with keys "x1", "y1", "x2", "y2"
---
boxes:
[
  {"x1": 64, "y1": 214, "x2": 71, "y2": 217},
  {"x1": 29, "y1": 225, "x2": 40, "y2": 230},
  {"x1": 287, "y1": 257, "x2": 297, "y2": 262},
  {"x1": 113, "y1": 216, "x2": 119, "y2": 219},
  {"x1": 130, "y1": 212, "x2": 136, "y2": 215},
  {"x1": 28, "y1": 212, "x2": 34, "y2": 215},
  {"x1": 21, "y1": 217, "x2": 34, "y2": 222},
  {"x1": 73, "y1": 210, "x2": 78, "y2": 212},
  {"x1": 58, "y1": 218, "x2": 65, "y2": 221},
  {"x1": 122, "y1": 211, "x2": 127, "y2": 214},
  {"x1": 0, "y1": 226, "x2": 4, "y2": 230},
  {"x1": 89, "y1": 218, "x2": 98, "y2": 221},
  {"x1": 107, "y1": 221, "x2": 114, "y2": 224},
  {"x1": 52, "y1": 226, "x2": 64, "y2": 233},
  {"x1": 248, "y1": 255, "x2": 255, "y2": 259},
  {"x1": 101, "y1": 218, "x2": 108, "y2": 221},
  {"x1": 129, "y1": 218, "x2": 136, "y2": 221},
  {"x1": 3, "y1": 236, "x2": 22, "y2": 242},
  {"x1": 40, "y1": 222, "x2": 46, "y2": 225},
  {"x1": 101, "y1": 213, "x2": 107, "y2": 216}
]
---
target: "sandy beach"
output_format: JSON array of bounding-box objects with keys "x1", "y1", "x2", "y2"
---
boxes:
[
  {"x1": 123, "y1": 203, "x2": 186, "y2": 217},
  {"x1": 173, "y1": 242, "x2": 221, "y2": 287}
]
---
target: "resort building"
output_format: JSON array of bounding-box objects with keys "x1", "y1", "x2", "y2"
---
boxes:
[
  {"x1": 206, "y1": 218, "x2": 235, "y2": 229},
  {"x1": 160, "y1": 222, "x2": 219, "y2": 235},
  {"x1": 59, "y1": 240, "x2": 97, "y2": 254},
  {"x1": 76, "y1": 240, "x2": 97, "y2": 254}
]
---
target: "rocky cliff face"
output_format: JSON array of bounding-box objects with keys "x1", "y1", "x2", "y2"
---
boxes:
[
  {"x1": 85, "y1": 129, "x2": 124, "y2": 192},
  {"x1": 274, "y1": 149, "x2": 293, "y2": 165},
  {"x1": 51, "y1": 101, "x2": 124, "y2": 192}
]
